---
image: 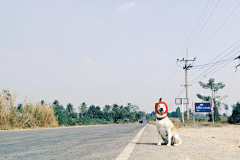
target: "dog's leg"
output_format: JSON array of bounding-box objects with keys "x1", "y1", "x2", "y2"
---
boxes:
[
  {"x1": 167, "y1": 129, "x2": 171, "y2": 147},
  {"x1": 157, "y1": 131, "x2": 162, "y2": 146},
  {"x1": 172, "y1": 134, "x2": 179, "y2": 146},
  {"x1": 172, "y1": 134, "x2": 182, "y2": 146}
]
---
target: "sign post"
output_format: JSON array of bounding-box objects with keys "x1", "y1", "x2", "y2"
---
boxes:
[
  {"x1": 175, "y1": 98, "x2": 189, "y2": 123},
  {"x1": 192, "y1": 101, "x2": 195, "y2": 124},
  {"x1": 182, "y1": 98, "x2": 184, "y2": 123}
]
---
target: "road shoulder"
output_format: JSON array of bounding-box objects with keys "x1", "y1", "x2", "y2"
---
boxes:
[{"x1": 128, "y1": 124, "x2": 240, "y2": 160}]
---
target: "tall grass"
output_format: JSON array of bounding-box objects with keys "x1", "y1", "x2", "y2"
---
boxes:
[{"x1": 0, "y1": 90, "x2": 57, "y2": 130}]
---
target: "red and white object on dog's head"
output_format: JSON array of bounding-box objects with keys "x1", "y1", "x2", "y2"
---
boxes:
[{"x1": 155, "y1": 101, "x2": 168, "y2": 115}]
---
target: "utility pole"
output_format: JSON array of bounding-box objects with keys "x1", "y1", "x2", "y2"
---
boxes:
[
  {"x1": 177, "y1": 49, "x2": 195, "y2": 120},
  {"x1": 235, "y1": 55, "x2": 240, "y2": 72},
  {"x1": 212, "y1": 90, "x2": 214, "y2": 124}
]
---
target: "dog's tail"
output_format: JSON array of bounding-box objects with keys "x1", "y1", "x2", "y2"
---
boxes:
[{"x1": 173, "y1": 138, "x2": 182, "y2": 146}]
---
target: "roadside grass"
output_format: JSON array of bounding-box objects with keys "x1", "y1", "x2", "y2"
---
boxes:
[
  {"x1": 148, "y1": 117, "x2": 229, "y2": 128},
  {"x1": 0, "y1": 90, "x2": 58, "y2": 130}
]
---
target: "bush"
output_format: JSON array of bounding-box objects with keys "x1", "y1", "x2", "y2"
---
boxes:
[
  {"x1": 228, "y1": 102, "x2": 240, "y2": 124},
  {"x1": 169, "y1": 118, "x2": 181, "y2": 124},
  {"x1": 195, "y1": 118, "x2": 209, "y2": 122},
  {"x1": 220, "y1": 116, "x2": 228, "y2": 123},
  {"x1": 75, "y1": 117, "x2": 114, "y2": 125}
]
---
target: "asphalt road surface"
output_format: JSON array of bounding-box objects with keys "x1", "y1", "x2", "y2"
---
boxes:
[{"x1": 0, "y1": 124, "x2": 146, "y2": 160}]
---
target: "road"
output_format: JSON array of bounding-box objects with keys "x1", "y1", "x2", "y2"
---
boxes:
[{"x1": 0, "y1": 124, "x2": 146, "y2": 160}]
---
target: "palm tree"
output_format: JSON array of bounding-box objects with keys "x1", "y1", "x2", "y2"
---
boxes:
[
  {"x1": 66, "y1": 103, "x2": 74, "y2": 114},
  {"x1": 103, "y1": 105, "x2": 111, "y2": 112},
  {"x1": 78, "y1": 102, "x2": 87, "y2": 117}
]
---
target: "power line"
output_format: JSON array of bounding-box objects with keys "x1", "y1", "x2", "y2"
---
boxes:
[
  {"x1": 195, "y1": 2, "x2": 240, "y2": 58},
  {"x1": 226, "y1": 71, "x2": 236, "y2": 95},
  {"x1": 162, "y1": 1, "x2": 212, "y2": 95},
  {"x1": 189, "y1": 0, "x2": 220, "y2": 50},
  {"x1": 165, "y1": 74, "x2": 185, "y2": 98},
  {"x1": 190, "y1": 52, "x2": 239, "y2": 85},
  {"x1": 177, "y1": 0, "x2": 211, "y2": 59},
  {"x1": 189, "y1": 40, "x2": 240, "y2": 79},
  {"x1": 168, "y1": 88, "x2": 185, "y2": 108},
  {"x1": 191, "y1": 58, "x2": 234, "y2": 69}
]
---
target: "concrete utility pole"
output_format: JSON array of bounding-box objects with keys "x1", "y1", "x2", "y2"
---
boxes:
[{"x1": 177, "y1": 49, "x2": 195, "y2": 120}]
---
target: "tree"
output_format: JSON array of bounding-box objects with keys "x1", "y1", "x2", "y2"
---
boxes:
[
  {"x1": 41, "y1": 100, "x2": 45, "y2": 105},
  {"x1": 78, "y1": 102, "x2": 87, "y2": 117},
  {"x1": 86, "y1": 105, "x2": 97, "y2": 118},
  {"x1": 224, "y1": 104, "x2": 229, "y2": 116},
  {"x1": 53, "y1": 100, "x2": 60, "y2": 106},
  {"x1": 17, "y1": 103, "x2": 24, "y2": 113},
  {"x1": 197, "y1": 78, "x2": 225, "y2": 122},
  {"x1": 112, "y1": 104, "x2": 119, "y2": 111},
  {"x1": 127, "y1": 103, "x2": 139, "y2": 112},
  {"x1": 103, "y1": 105, "x2": 111, "y2": 112},
  {"x1": 66, "y1": 103, "x2": 74, "y2": 114},
  {"x1": 175, "y1": 107, "x2": 181, "y2": 118},
  {"x1": 96, "y1": 106, "x2": 103, "y2": 119},
  {"x1": 52, "y1": 100, "x2": 67, "y2": 125},
  {"x1": 228, "y1": 102, "x2": 240, "y2": 124}
]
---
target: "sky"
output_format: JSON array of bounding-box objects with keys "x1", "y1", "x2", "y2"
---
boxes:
[{"x1": 1, "y1": 0, "x2": 240, "y2": 115}]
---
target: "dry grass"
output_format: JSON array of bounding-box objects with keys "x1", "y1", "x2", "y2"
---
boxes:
[
  {"x1": 148, "y1": 118, "x2": 181, "y2": 126},
  {"x1": 148, "y1": 117, "x2": 226, "y2": 128},
  {"x1": 0, "y1": 90, "x2": 57, "y2": 130}
]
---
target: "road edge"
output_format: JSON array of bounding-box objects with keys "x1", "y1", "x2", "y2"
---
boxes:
[{"x1": 115, "y1": 125, "x2": 147, "y2": 160}]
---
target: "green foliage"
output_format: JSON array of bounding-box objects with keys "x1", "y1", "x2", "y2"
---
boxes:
[
  {"x1": 167, "y1": 107, "x2": 181, "y2": 118},
  {"x1": 198, "y1": 78, "x2": 225, "y2": 91},
  {"x1": 78, "y1": 102, "x2": 87, "y2": 117},
  {"x1": 52, "y1": 102, "x2": 67, "y2": 126},
  {"x1": 197, "y1": 78, "x2": 225, "y2": 122},
  {"x1": 103, "y1": 105, "x2": 111, "y2": 112},
  {"x1": 66, "y1": 103, "x2": 74, "y2": 114},
  {"x1": 52, "y1": 101, "x2": 143, "y2": 126},
  {"x1": 228, "y1": 102, "x2": 240, "y2": 124},
  {"x1": 196, "y1": 94, "x2": 211, "y2": 101}
]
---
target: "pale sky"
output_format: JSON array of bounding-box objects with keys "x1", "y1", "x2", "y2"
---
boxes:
[{"x1": 1, "y1": 0, "x2": 240, "y2": 115}]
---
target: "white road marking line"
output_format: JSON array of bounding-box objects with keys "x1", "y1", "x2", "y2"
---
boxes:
[{"x1": 115, "y1": 125, "x2": 147, "y2": 160}]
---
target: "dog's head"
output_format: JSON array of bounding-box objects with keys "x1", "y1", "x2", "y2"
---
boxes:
[{"x1": 155, "y1": 101, "x2": 168, "y2": 115}]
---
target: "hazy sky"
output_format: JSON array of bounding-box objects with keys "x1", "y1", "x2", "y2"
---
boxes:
[{"x1": 1, "y1": 0, "x2": 240, "y2": 114}]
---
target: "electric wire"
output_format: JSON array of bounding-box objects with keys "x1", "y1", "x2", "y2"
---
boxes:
[
  {"x1": 168, "y1": 88, "x2": 185, "y2": 107},
  {"x1": 177, "y1": 0, "x2": 211, "y2": 59},
  {"x1": 191, "y1": 58, "x2": 234, "y2": 69},
  {"x1": 189, "y1": 40, "x2": 240, "y2": 79},
  {"x1": 189, "y1": 0, "x2": 220, "y2": 50},
  {"x1": 190, "y1": 59, "x2": 234, "y2": 85},
  {"x1": 162, "y1": 64, "x2": 178, "y2": 95},
  {"x1": 202, "y1": 54, "x2": 238, "y2": 77},
  {"x1": 189, "y1": 51, "x2": 240, "y2": 85},
  {"x1": 195, "y1": 2, "x2": 240, "y2": 58},
  {"x1": 165, "y1": 74, "x2": 185, "y2": 98},
  {"x1": 190, "y1": 48, "x2": 240, "y2": 83},
  {"x1": 162, "y1": 1, "x2": 212, "y2": 95},
  {"x1": 226, "y1": 71, "x2": 236, "y2": 95}
]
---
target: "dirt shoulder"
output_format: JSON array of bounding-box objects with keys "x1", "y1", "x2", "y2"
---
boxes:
[
  {"x1": 178, "y1": 125, "x2": 240, "y2": 157},
  {"x1": 129, "y1": 124, "x2": 240, "y2": 160}
]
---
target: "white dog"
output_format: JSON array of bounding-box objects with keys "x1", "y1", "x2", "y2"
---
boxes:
[{"x1": 155, "y1": 99, "x2": 182, "y2": 146}]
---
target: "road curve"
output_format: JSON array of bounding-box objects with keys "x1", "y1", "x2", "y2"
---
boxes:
[{"x1": 0, "y1": 124, "x2": 146, "y2": 160}]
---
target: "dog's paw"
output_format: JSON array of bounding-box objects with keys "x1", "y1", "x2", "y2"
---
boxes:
[
  {"x1": 157, "y1": 143, "x2": 161, "y2": 146},
  {"x1": 166, "y1": 144, "x2": 171, "y2": 147}
]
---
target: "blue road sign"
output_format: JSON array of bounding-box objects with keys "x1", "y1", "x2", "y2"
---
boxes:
[{"x1": 195, "y1": 102, "x2": 211, "y2": 113}]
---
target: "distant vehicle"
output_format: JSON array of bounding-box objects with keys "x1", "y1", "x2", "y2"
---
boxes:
[{"x1": 139, "y1": 120, "x2": 143, "y2": 124}]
